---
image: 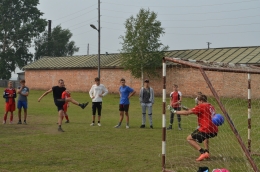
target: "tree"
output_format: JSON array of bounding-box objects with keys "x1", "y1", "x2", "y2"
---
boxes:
[
  {"x1": 34, "y1": 25, "x2": 79, "y2": 60},
  {"x1": 0, "y1": 0, "x2": 46, "y2": 79},
  {"x1": 120, "y1": 8, "x2": 169, "y2": 80}
]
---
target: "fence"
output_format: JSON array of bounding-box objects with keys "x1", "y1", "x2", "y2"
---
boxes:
[{"x1": 0, "y1": 80, "x2": 20, "y2": 88}]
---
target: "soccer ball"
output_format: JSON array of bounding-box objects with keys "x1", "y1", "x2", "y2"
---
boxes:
[{"x1": 212, "y1": 114, "x2": 224, "y2": 126}]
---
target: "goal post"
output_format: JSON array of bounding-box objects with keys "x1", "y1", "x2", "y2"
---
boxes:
[{"x1": 162, "y1": 57, "x2": 260, "y2": 172}]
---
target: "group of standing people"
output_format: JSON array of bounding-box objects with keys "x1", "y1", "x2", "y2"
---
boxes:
[
  {"x1": 3, "y1": 78, "x2": 219, "y2": 161},
  {"x1": 3, "y1": 80, "x2": 29, "y2": 125}
]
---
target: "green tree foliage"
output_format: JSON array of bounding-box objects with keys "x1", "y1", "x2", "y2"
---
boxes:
[
  {"x1": 0, "y1": 0, "x2": 46, "y2": 79},
  {"x1": 34, "y1": 25, "x2": 79, "y2": 60},
  {"x1": 120, "y1": 8, "x2": 169, "y2": 78}
]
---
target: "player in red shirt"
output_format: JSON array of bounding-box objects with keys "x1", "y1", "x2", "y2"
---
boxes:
[
  {"x1": 174, "y1": 94, "x2": 218, "y2": 161},
  {"x1": 61, "y1": 89, "x2": 70, "y2": 123},
  {"x1": 167, "y1": 84, "x2": 182, "y2": 130},
  {"x1": 3, "y1": 81, "x2": 17, "y2": 124}
]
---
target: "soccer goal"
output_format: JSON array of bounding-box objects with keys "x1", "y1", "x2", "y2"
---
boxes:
[{"x1": 162, "y1": 57, "x2": 260, "y2": 172}]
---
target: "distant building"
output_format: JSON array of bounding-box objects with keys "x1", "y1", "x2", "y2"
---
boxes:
[
  {"x1": 23, "y1": 46, "x2": 260, "y2": 98},
  {"x1": 17, "y1": 72, "x2": 25, "y2": 81}
]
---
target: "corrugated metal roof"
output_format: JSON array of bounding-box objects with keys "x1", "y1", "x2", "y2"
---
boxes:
[{"x1": 23, "y1": 46, "x2": 260, "y2": 70}]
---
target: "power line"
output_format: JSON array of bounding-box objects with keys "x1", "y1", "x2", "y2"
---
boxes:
[
  {"x1": 54, "y1": 3, "x2": 97, "y2": 21},
  {"x1": 59, "y1": 9, "x2": 96, "y2": 24},
  {"x1": 102, "y1": 6, "x2": 260, "y2": 16},
  {"x1": 102, "y1": 0, "x2": 259, "y2": 8}
]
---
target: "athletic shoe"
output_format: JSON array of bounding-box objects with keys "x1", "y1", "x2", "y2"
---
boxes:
[
  {"x1": 114, "y1": 125, "x2": 121, "y2": 128},
  {"x1": 3, "y1": 120, "x2": 6, "y2": 124},
  {"x1": 98, "y1": 123, "x2": 101, "y2": 126},
  {"x1": 90, "y1": 123, "x2": 95, "y2": 126},
  {"x1": 196, "y1": 152, "x2": 210, "y2": 161},
  {"x1": 80, "y1": 102, "x2": 89, "y2": 109},
  {"x1": 23, "y1": 121, "x2": 27, "y2": 125},
  {"x1": 58, "y1": 128, "x2": 65, "y2": 132},
  {"x1": 140, "y1": 125, "x2": 145, "y2": 128},
  {"x1": 150, "y1": 125, "x2": 153, "y2": 129},
  {"x1": 126, "y1": 125, "x2": 130, "y2": 129},
  {"x1": 178, "y1": 127, "x2": 182, "y2": 130},
  {"x1": 167, "y1": 125, "x2": 172, "y2": 130},
  {"x1": 17, "y1": 121, "x2": 22, "y2": 124},
  {"x1": 10, "y1": 121, "x2": 13, "y2": 124},
  {"x1": 65, "y1": 120, "x2": 69, "y2": 123}
]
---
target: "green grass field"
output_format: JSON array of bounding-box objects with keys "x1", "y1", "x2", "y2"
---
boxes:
[{"x1": 0, "y1": 88, "x2": 260, "y2": 172}]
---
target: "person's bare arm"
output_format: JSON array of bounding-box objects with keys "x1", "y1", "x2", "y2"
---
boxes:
[
  {"x1": 175, "y1": 109, "x2": 193, "y2": 116},
  {"x1": 38, "y1": 89, "x2": 52, "y2": 102},
  {"x1": 128, "y1": 90, "x2": 136, "y2": 98}
]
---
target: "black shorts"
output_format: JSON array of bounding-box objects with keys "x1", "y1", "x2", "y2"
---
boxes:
[
  {"x1": 54, "y1": 100, "x2": 65, "y2": 111},
  {"x1": 92, "y1": 102, "x2": 102, "y2": 115},
  {"x1": 119, "y1": 104, "x2": 129, "y2": 112},
  {"x1": 191, "y1": 129, "x2": 217, "y2": 143}
]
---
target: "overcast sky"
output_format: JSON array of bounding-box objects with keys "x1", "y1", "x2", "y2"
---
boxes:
[{"x1": 12, "y1": 0, "x2": 260, "y2": 79}]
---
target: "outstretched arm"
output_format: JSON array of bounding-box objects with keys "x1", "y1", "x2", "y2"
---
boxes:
[
  {"x1": 38, "y1": 89, "x2": 52, "y2": 102},
  {"x1": 175, "y1": 109, "x2": 194, "y2": 116}
]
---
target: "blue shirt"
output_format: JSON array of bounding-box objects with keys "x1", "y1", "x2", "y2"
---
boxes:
[{"x1": 119, "y1": 86, "x2": 134, "y2": 104}]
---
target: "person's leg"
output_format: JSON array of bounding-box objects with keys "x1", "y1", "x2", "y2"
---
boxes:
[
  {"x1": 3, "y1": 111, "x2": 8, "y2": 124},
  {"x1": 17, "y1": 101, "x2": 22, "y2": 124},
  {"x1": 115, "y1": 105, "x2": 124, "y2": 128},
  {"x1": 64, "y1": 112, "x2": 69, "y2": 123},
  {"x1": 204, "y1": 139, "x2": 209, "y2": 152},
  {"x1": 140, "y1": 104, "x2": 146, "y2": 127},
  {"x1": 18, "y1": 108, "x2": 22, "y2": 123},
  {"x1": 97, "y1": 102, "x2": 102, "y2": 126},
  {"x1": 58, "y1": 110, "x2": 64, "y2": 132},
  {"x1": 125, "y1": 105, "x2": 129, "y2": 128},
  {"x1": 91, "y1": 102, "x2": 97, "y2": 125},
  {"x1": 23, "y1": 108, "x2": 27, "y2": 124},
  {"x1": 186, "y1": 135, "x2": 201, "y2": 151},
  {"x1": 177, "y1": 107, "x2": 181, "y2": 130},
  {"x1": 3, "y1": 103, "x2": 9, "y2": 124},
  {"x1": 148, "y1": 104, "x2": 153, "y2": 128},
  {"x1": 23, "y1": 101, "x2": 28, "y2": 124},
  {"x1": 65, "y1": 97, "x2": 88, "y2": 109},
  {"x1": 10, "y1": 111, "x2": 13, "y2": 124},
  {"x1": 167, "y1": 112, "x2": 174, "y2": 130}
]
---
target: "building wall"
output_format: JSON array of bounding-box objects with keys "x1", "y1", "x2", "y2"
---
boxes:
[{"x1": 25, "y1": 67, "x2": 260, "y2": 99}]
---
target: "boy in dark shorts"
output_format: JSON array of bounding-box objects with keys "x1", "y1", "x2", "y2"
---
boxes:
[
  {"x1": 114, "y1": 78, "x2": 135, "y2": 129},
  {"x1": 173, "y1": 94, "x2": 218, "y2": 161},
  {"x1": 38, "y1": 79, "x2": 88, "y2": 132},
  {"x1": 17, "y1": 80, "x2": 29, "y2": 124}
]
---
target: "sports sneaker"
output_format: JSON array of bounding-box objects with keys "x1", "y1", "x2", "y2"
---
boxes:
[
  {"x1": 196, "y1": 152, "x2": 210, "y2": 161},
  {"x1": 167, "y1": 125, "x2": 172, "y2": 130},
  {"x1": 114, "y1": 125, "x2": 121, "y2": 128},
  {"x1": 17, "y1": 121, "x2": 22, "y2": 124},
  {"x1": 126, "y1": 125, "x2": 130, "y2": 129},
  {"x1": 140, "y1": 124, "x2": 145, "y2": 128},
  {"x1": 98, "y1": 123, "x2": 101, "y2": 126},
  {"x1": 80, "y1": 102, "x2": 89, "y2": 109},
  {"x1": 3, "y1": 120, "x2": 6, "y2": 124},
  {"x1": 58, "y1": 128, "x2": 65, "y2": 132},
  {"x1": 65, "y1": 120, "x2": 69, "y2": 123},
  {"x1": 9, "y1": 121, "x2": 13, "y2": 124},
  {"x1": 178, "y1": 127, "x2": 182, "y2": 130},
  {"x1": 90, "y1": 123, "x2": 95, "y2": 126},
  {"x1": 150, "y1": 125, "x2": 153, "y2": 129},
  {"x1": 23, "y1": 121, "x2": 27, "y2": 125}
]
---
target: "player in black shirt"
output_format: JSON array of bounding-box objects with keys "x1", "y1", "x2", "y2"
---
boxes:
[{"x1": 38, "y1": 79, "x2": 88, "y2": 132}]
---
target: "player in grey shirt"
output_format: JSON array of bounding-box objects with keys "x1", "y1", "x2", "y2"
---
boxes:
[
  {"x1": 17, "y1": 80, "x2": 29, "y2": 124},
  {"x1": 139, "y1": 79, "x2": 154, "y2": 129}
]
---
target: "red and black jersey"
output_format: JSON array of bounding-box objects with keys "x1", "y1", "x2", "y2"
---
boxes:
[{"x1": 3, "y1": 88, "x2": 16, "y2": 104}]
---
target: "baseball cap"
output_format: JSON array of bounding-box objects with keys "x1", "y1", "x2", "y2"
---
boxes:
[{"x1": 144, "y1": 79, "x2": 149, "y2": 83}]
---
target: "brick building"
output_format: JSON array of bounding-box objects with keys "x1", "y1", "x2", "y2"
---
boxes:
[{"x1": 23, "y1": 46, "x2": 260, "y2": 98}]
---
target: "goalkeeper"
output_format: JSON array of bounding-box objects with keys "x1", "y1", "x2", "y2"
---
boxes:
[{"x1": 172, "y1": 94, "x2": 218, "y2": 161}]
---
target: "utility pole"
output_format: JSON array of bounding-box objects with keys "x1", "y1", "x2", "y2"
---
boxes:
[
  {"x1": 87, "y1": 43, "x2": 89, "y2": 55},
  {"x1": 98, "y1": 0, "x2": 101, "y2": 79},
  {"x1": 206, "y1": 42, "x2": 211, "y2": 49},
  {"x1": 48, "y1": 20, "x2": 52, "y2": 56}
]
